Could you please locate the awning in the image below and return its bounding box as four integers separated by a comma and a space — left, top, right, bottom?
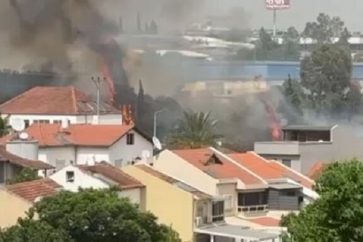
269, 183, 301, 190
195, 224, 281, 241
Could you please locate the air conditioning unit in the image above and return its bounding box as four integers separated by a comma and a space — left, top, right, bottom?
195, 217, 203, 227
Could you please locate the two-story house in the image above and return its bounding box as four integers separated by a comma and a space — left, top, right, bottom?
254, 125, 363, 174
123, 165, 281, 242
0, 86, 122, 126
150, 148, 317, 223
1, 123, 153, 169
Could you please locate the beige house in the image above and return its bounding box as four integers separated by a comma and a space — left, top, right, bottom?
0, 179, 61, 228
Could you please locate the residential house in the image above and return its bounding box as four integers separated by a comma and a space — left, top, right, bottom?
123, 165, 281, 242
50, 162, 145, 207
0, 86, 122, 127
0, 179, 61, 228
151, 148, 317, 222
1, 123, 153, 169
254, 125, 363, 174
0, 142, 53, 184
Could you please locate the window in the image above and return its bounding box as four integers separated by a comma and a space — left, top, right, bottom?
126, 133, 135, 145
53, 120, 62, 124
282, 159, 292, 168
23, 120, 30, 128
66, 171, 75, 183
212, 201, 224, 222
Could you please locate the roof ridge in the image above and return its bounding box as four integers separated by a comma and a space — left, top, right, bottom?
209, 147, 268, 185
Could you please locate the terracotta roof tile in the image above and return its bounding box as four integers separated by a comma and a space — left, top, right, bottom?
6, 179, 61, 202
229, 152, 314, 189
136, 165, 212, 199
2, 123, 135, 147
0, 146, 53, 170
0, 86, 120, 115
172, 148, 265, 186
79, 162, 144, 190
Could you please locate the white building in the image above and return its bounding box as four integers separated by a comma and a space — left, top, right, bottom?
1, 123, 153, 169
0, 86, 122, 126
51, 162, 145, 207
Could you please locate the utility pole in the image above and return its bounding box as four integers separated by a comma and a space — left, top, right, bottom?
273, 9, 277, 39
153, 109, 166, 139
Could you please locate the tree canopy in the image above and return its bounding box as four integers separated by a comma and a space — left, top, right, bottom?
167, 111, 221, 149
7, 168, 41, 185
282, 160, 363, 242
0, 189, 181, 242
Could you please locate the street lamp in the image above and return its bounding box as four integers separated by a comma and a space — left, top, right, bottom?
153, 109, 166, 139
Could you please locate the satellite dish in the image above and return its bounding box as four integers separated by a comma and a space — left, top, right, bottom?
11, 118, 25, 132
19, 132, 29, 140
152, 136, 162, 150
142, 150, 151, 160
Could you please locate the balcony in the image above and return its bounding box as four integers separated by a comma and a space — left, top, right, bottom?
254, 141, 300, 156
238, 204, 269, 217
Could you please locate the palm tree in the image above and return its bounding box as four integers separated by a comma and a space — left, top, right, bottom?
168, 111, 222, 149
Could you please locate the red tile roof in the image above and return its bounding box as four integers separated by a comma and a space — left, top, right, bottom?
247, 217, 280, 227
172, 148, 266, 187
6, 179, 61, 202
78, 162, 144, 190
0, 86, 120, 115
229, 152, 314, 189
307, 161, 327, 180
3, 123, 136, 147
0, 146, 53, 170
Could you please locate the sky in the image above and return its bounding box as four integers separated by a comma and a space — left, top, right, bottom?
214, 0, 363, 32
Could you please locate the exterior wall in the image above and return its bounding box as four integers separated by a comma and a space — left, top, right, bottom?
118, 188, 143, 206
6, 141, 39, 161
50, 165, 109, 192
76, 147, 110, 165
268, 189, 300, 211
4, 114, 122, 126
0, 189, 32, 228
0, 163, 22, 184
216, 183, 237, 216
153, 150, 219, 196
123, 166, 195, 242
298, 143, 334, 174
39, 147, 75, 169
109, 131, 153, 167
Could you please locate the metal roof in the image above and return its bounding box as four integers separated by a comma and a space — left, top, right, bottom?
269, 182, 302, 190
282, 125, 334, 131
195, 224, 280, 241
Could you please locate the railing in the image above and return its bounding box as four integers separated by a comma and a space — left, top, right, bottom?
238, 204, 269, 216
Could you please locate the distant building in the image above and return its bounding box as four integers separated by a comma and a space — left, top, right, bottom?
0, 86, 122, 127
1, 123, 153, 169
51, 162, 145, 207
0, 179, 61, 228
254, 125, 363, 174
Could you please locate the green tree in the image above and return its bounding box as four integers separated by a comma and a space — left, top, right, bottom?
303, 13, 346, 44
168, 111, 221, 149
255, 28, 279, 60
300, 44, 352, 114
283, 75, 305, 114
0, 189, 181, 242
282, 27, 300, 60
7, 168, 41, 185
0, 115, 10, 137
283, 160, 363, 242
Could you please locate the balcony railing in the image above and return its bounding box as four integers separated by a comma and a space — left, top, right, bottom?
238, 204, 269, 216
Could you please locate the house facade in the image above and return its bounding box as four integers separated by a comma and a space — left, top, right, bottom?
123, 165, 281, 242
51, 162, 145, 207
0, 86, 122, 127
151, 148, 317, 222
254, 125, 363, 174
1, 123, 153, 169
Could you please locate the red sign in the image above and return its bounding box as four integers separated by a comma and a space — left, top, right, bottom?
266, 0, 290, 10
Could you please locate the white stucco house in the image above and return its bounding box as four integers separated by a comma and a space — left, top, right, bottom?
1, 123, 153, 169
50, 162, 145, 207
0, 86, 122, 126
